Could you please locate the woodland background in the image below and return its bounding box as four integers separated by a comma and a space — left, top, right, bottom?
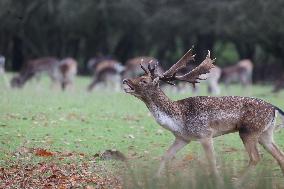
0, 0, 283, 81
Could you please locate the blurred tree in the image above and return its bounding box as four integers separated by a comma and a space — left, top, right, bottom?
0, 0, 283, 79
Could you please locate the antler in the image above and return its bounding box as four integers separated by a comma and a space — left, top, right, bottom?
140, 58, 149, 75
163, 48, 195, 78
160, 50, 215, 85
175, 50, 215, 84
140, 59, 160, 79
138, 48, 215, 86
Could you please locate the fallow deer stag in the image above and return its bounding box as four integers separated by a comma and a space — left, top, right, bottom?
123, 48, 284, 180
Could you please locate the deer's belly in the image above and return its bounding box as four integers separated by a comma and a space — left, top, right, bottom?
209, 117, 240, 137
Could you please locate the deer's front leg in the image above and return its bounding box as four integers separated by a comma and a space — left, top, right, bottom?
200, 137, 218, 175
156, 137, 189, 177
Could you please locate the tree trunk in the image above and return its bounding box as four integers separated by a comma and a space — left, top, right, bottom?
235, 42, 255, 60
195, 34, 215, 63
12, 36, 24, 71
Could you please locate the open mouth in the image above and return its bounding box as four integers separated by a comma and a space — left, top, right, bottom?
122, 79, 135, 93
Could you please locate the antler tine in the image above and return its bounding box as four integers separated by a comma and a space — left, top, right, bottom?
147, 59, 159, 79
206, 50, 216, 62
163, 47, 195, 77
140, 58, 149, 74
207, 50, 210, 58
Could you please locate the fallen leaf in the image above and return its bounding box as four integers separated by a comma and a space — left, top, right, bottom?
34, 149, 54, 157
183, 154, 195, 161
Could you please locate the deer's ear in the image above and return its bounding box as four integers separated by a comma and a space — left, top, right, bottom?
153, 77, 160, 85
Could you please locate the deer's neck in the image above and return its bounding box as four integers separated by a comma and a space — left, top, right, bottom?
141, 88, 174, 112
141, 88, 183, 133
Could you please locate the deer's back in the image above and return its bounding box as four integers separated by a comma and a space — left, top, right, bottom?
25, 57, 59, 72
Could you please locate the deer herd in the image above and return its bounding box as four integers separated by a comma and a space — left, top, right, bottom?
3, 52, 283, 94
1, 48, 284, 182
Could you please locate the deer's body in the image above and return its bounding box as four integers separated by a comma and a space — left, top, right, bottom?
87, 58, 124, 91
222, 59, 253, 89
145, 91, 275, 140
10, 57, 77, 90
123, 49, 284, 181
58, 57, 78, 90
10, 57, 60, 88
206, 66, 221, 95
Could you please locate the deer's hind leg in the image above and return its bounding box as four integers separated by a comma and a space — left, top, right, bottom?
237, 131, 261, 183
259, 126, 284, 175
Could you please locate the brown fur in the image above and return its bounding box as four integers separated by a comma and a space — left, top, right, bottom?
59, 58, 78, 90
10, 57, 60, 88
87, 59, 124, 91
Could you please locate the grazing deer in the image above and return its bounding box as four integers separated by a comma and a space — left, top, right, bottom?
87, 58, 124, 91
11, 57, 60, 88
58, 57, 78, 90
221, 59, 253, 89
272, 74, 284, 93
10, 57, 76, 90
123, 49, 284, 180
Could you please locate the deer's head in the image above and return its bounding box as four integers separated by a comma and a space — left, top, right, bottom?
123, 48, 216, 98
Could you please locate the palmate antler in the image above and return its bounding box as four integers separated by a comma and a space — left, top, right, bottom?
140, 48, 215, 86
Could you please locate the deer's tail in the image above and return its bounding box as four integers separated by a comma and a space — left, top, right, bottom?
274, 106, 284, 129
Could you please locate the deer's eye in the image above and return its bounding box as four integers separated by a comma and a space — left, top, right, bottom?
141, 80, 147, 84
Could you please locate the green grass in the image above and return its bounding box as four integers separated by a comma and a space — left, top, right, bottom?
1, 74, 284, 188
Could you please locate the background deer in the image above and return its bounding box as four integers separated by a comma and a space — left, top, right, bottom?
123, 49, 284, 181
87, 57, 124, 91
0, 55, 5, 74
221, 59, 253, 89
0, 55, 9, 88
58, 57, 78, 90
272, 73, 284, 93
11, 57, 60, 88
10, 57, 77, 90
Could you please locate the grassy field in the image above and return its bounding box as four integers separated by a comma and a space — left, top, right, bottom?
1, 74, 284, 188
